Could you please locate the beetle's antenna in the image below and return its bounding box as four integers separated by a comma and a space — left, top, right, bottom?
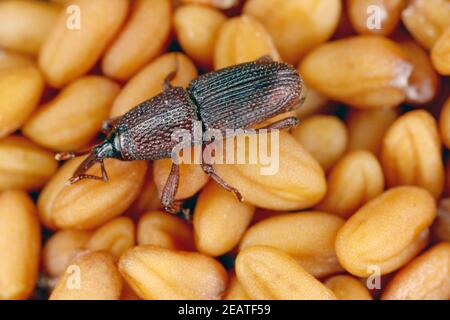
55, 149, 91, 161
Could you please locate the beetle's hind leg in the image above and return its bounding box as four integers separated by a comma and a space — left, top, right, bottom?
257, 116, 299, 131
218, 117, 300, 140
161, 162, 183, 214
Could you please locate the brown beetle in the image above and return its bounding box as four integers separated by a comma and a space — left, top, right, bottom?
56, 56, 305, 213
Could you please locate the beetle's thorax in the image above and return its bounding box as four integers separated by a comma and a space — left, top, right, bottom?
112, 87, 199, 161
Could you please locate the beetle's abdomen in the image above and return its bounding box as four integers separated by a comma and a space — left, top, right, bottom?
117, 87, 198, 161
188, 59, 304, 130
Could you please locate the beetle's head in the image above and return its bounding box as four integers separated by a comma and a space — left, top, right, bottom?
92, 137, 120, 159
55, 134, 122, 184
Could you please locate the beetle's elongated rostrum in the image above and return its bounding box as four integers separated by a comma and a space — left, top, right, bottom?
56, 56, 306, 213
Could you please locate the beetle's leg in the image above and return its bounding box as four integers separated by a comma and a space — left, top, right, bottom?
101, 117, 121, 135
161, 162, 182, 214
255, 116, 299, 131
100, 160, 109, 182
201, 143, 244, 202
67, 153, 105, 184
201, 162, 244, 202
255, 55, 274, 64
163, 56, 180, 91
69, 174, 104, 184
219, 117, 300, 139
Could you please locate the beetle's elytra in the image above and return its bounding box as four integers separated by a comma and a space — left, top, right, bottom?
56, 56, 306, 213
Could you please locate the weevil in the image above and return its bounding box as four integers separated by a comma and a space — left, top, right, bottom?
56, 56, 306, 213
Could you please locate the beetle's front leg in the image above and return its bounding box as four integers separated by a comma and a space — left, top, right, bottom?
161, 162, 182, 214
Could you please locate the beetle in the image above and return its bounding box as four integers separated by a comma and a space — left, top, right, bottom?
56, 56, 306, 213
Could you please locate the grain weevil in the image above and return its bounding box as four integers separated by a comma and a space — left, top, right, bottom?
56, 56, 306, 213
